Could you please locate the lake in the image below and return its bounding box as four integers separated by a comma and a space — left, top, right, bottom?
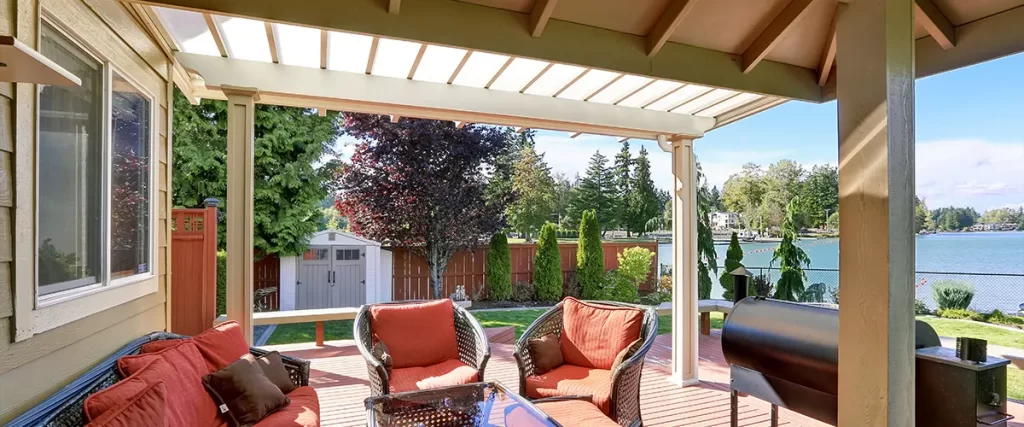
655, 231, 1024, 313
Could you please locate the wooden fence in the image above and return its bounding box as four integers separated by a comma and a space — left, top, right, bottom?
170, 207, 218, 336
391, 241, 659, 301
253, 254, 281, 311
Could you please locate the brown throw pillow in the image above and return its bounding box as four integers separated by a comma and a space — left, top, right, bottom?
611, 338, 642, 372
254, 352, 297, 394
528, 333, 564, 375
203, 354, 290, 427
371, 338, 393, 375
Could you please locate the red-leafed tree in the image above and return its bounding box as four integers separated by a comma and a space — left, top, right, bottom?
336, 114, 513, 299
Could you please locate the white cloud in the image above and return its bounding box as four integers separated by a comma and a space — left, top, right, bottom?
916, 139, 1024, 210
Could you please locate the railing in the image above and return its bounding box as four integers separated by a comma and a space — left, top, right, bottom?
660, 263, 1024, 314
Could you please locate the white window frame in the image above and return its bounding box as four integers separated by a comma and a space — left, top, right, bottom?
14, 13, 160, 340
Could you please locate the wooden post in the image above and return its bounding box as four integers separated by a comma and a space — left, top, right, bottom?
836, 0, 916, 425
224, 86, 259, 346
315, 321, 325, 347
700, 312, 710, 335
667, 137, 699, 386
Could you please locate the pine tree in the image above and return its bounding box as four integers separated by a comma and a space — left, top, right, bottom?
487, 233, 512, 301
696, 161, 718, 299
709, 186, 723, 211
626, 146, 660, 235
507, 144, 555, 240
534, 222, 563, 301
720, 232, 745, 300
613, 141, 633, 235
577, 210, 605, 299
772, 197, 811, 301
568, 151, 616, 233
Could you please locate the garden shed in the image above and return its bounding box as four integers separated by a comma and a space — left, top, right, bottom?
278, 230, 391, 311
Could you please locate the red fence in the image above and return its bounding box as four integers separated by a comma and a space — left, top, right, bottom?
170, 207, 217, 336
391, 241, 659, 301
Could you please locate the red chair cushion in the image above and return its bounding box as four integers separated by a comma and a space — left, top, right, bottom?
559, 297, 644, 370
140, 338, 184, 354
388, 359, 479, 393
534, 399, 619, 427
84, 357, 173, 421
84, 382, 167, 427
140, 322, 251, 372
369, 300, 459, 369
116, 341, 220, 426
254, 386, 321, 427
524, 364, 613, 415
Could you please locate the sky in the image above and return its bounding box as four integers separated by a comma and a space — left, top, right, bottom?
334, 52, 1024, 213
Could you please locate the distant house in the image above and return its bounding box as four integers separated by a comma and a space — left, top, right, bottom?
711, 212, 741, 230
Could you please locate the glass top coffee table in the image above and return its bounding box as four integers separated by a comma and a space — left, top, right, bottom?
364, 381, 560, 427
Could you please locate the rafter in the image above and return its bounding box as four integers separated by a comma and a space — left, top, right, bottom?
521, 63, 553, 93
389, 0, 400, 15
569, 132, 582, 138
529, 0, 558, 38
646, 0, 697, 56
318, 108, 327, 117
365, 37, 379, 74
391, 114, 401, 123
584, 74, 624, 101
485, 56, 515, 89
203, 12, 228, 57
914, 0, 954, 50
448, 50, 472, 84
265, 22, 279, 64
817, 5, 839, 87
618, 137, 630, 143
552, 68, 589, 98
408, 43, 427, 79
613, 79, 656, 105
516, 126, 526, 133
741, 0, 815, 73
320, 30, 328, 69
455, 121, 468, 128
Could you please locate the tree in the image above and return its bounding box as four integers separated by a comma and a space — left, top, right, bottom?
485, 128, 528, 210
772, 197, 811, 301
761, 160, 805, 230
559, 173, 584, 230
722, 163, 766, 230
826, 211, 839, 230
696, 161, 719, 299
709, 186, 724, 211
577, 210, 605, 299
534, 222, 563, 301
320, 207, 348, 231
719, 232, 745, 301
801, 165, 838, 227
171, 89, 341, 256
613, 141, 633, 234
915, 197, 936, 233
626, 147, 661, 235
932, 206, 980, 231
336, 115, 511, 299
507, 144, 555, 240
569, 152, 617, 233
552, 172, 574, 226
487, 233, 512, 301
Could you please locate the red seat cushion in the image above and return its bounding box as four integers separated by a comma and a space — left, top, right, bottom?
85, 382, 167, 427
140, 322, 251, 372
370, 300, 459, 369
116, 341, 220, 426
559, 297, 644, 370
524, 364, 612, 415
84, 358, 174, 422
254, 386, 320, 427
534, 399, 619, 427
389, 359, 479, 393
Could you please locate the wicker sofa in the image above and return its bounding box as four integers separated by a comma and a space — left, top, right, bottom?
513, 298, 658, 427
6, 331, 310, 427
354, 299, 490, 396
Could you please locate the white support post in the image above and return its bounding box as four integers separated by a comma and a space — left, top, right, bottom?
666, 136, 699, 386
836, 1, 916, 426
224, 86, 259, 345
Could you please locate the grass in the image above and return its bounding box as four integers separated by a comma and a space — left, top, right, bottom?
918, 317, 1024, 350
1009, 367, 1024, 402
265, 320, 354, 345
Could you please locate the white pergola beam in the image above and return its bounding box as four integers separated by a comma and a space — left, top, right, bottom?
529, 0, 558, 38
646, 0, 696, 56
180, 52, 715, 139
131, 0, 824, 102
203, 12, 228, 57
742, 0, 815, 74
668, 137, 699, 387
223, 86, 259, 345
914, 0, 954, 50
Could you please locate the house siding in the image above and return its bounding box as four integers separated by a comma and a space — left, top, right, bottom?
0, 0, 173, 421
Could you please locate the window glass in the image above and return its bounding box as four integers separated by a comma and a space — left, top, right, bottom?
38, 22, 104, 294
303, 249, 328, 260
110, 72, 151, 279
336, 249, 360, 261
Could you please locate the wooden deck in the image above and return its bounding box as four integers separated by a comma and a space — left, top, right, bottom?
262, 332, 1024, 427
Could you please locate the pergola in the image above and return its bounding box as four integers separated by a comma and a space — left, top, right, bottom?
123, 0, 1024, 424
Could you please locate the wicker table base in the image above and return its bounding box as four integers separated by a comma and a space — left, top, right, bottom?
364, 381, 559, 427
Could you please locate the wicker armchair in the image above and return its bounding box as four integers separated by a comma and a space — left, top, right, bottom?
6, 331, 310, 427
513, 300, 658, 427
354, 300, 490, 396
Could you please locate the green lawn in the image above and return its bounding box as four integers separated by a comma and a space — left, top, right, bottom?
918, 317, 1024, 350
1009, 367, 1024, 402
265, 320, 355, 345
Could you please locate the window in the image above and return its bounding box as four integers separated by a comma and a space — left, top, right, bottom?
303, 249, 328, 260
336, 249, 361, 261
38, 22, 105, 295
110, 72, 151, 280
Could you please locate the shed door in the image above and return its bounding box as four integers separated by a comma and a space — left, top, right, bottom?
296, 248, 331, 310
296, 246, 366, 309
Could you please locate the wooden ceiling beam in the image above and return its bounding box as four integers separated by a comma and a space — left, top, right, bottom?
448, 50, 472, 84
389, 0, 400, 15
203, 12, 228, 57
408, 43, 427, 79
365, 37, 379, 74
741, 0, 815, 74
817, 5, 839, 87
485, 56, 515, 89
914, 0, 954, 50
529, 0, 558, 38
646, 0, 697, 56
265, 22, 279, 64
320, 29, 328, 69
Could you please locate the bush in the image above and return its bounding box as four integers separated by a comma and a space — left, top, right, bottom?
598, 270, 639, 303
914, 299, 930, 315
486, 233, 512, 301
577, 210, 604, 299
938, 308, 983, 321
511, 281, 536, 302
799, 283, 826, 303
719, 232, 744, 300
216, 251, 227, 316
752, 274, 773, 298
932, 281, 975, 310
987, 310, 1024, 327
616, 247, 654, 287
533, 223, 563, 302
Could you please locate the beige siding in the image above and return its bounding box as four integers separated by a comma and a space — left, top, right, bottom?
0, 0, 173, 421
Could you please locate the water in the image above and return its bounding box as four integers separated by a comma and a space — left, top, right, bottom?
656, 232, 1024, 312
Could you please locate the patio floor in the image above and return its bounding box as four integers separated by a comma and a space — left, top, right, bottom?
262, 331, 1024, 427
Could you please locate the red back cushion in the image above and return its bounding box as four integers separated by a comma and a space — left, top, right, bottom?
370, 300, 459, 368
558, 297, 644, 370
85, 382, 166, 427
84, 357, 171, 421
140, 339, 184, 354
116, 341, 219, 426
192, 321, 252, 371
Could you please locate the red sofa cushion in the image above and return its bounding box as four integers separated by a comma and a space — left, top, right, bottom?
524, 364, 613, 415
140, 322, 251, 372
116, 340, 219, 426
388, 359, 478, 393
534, 399, 619, 427
369, 300, 458, 368
85, 382, 167, 427
559, 297, 643, 370
84, 357, 173, 421
255, 386, 321, 427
